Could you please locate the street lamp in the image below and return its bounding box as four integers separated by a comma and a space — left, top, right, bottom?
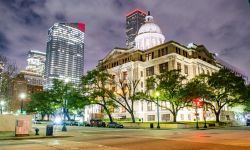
0, 100, 5, 114
19, 93, 26, 114
203, 106, 207, 128
62, 78, 70, 132
156, 91, 160, 129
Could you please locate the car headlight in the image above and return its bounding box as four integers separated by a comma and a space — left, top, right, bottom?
54, 117, 62, 124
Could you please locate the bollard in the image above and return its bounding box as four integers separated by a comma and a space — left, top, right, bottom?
35, 128, 39, 135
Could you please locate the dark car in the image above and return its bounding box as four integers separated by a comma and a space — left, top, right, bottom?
90, 119, 106, 127
246, 119, 250, 126
107, 122, 124, 128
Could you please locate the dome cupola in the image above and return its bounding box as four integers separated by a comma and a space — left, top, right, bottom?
135, 11, 165, 50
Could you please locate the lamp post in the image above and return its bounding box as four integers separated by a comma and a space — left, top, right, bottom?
62, 78, 69, 132
19, 93, 26, 114
0, 100, 5, 114
203, 105, 207, 128
195, 102, 199, 129
156, 91, 160, 129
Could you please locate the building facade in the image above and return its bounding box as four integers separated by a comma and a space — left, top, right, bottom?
20, 50, 46, 87
84, 12, 237, 122
45, 23, 85, 89
26, 50, 46, 76
126, 9, 146, 48
10, 50, 46, 113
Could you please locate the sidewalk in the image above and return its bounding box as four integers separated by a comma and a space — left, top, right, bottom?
0, 127, 73, 140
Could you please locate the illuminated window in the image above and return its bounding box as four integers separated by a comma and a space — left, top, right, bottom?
146, 66, 154, 76
162, 114, 170, 121
147, 115, 155, 121
177, 63, 181, 70
161, 101, 167, 110
159, 62, 168, 73
147, 102, 154, 111
184, 65, 188, 75
123, 71, 128, 80
180, 114, 184, 120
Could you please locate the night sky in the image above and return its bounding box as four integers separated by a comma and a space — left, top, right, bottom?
0, 0, 249, 78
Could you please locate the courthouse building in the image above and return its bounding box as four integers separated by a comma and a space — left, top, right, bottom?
84, 11, 243, 122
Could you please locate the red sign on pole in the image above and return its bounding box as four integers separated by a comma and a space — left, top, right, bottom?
193, 97, 204, 107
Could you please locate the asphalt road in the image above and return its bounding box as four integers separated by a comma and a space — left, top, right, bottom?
1, 125, 250, 150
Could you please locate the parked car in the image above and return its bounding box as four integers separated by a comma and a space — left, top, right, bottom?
107, 122, 124, 128
246, 119, 250, 126
90, 119, 106, 127
32, 119, 42, 124
82, 121, 91, 127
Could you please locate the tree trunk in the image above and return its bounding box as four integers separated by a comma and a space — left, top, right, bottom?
66, 110, 71, 120
41, 114, 45, 121
215, 112, 220, 123
130, 111, 136, 123
103, 106, 113, 123
47, 114, 50, 121
173, 113, 177, 122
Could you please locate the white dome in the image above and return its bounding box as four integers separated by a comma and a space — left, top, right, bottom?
135, 14, 165, 51
138, 23, 162, 35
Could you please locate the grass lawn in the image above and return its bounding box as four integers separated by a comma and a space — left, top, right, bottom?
0, 131, 15, 137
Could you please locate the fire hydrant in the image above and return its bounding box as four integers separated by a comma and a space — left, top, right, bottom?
35, 128, 39, 135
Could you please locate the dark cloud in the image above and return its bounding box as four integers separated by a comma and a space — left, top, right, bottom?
0, 32, 9, 52
55, 13, 67, 21
0, 0, 249, 78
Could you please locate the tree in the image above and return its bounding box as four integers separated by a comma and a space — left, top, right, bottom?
188, 69, 247, 123
146, 70, 192, 122
0, 55, 17, 111
111, 75, 140, 123
243, 84, 250, 113
26, 91, 56, 120
206, 69, 247, 123
27, 79, 88, 120
81, 68, 117, 123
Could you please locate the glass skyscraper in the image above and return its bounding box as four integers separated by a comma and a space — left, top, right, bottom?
126, 9, 146, 48
45, 23, 85, 89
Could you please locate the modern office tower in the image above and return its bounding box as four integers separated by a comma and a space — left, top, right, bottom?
45, 23, 85, 89
126, 9, 146, 48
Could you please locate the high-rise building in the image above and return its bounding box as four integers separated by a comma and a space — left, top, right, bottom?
11, 50, 46, 113
26, 50, 46, 75
20, 50, 46, 87
126, 9, 146, 48
45, 23, 85, 89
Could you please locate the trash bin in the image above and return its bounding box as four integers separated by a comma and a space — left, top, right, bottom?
46, 125, 53, 136
150, 123, 154, 128
35, 128, 39, 135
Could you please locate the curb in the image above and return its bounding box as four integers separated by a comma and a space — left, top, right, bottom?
0, 135, 73, 141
